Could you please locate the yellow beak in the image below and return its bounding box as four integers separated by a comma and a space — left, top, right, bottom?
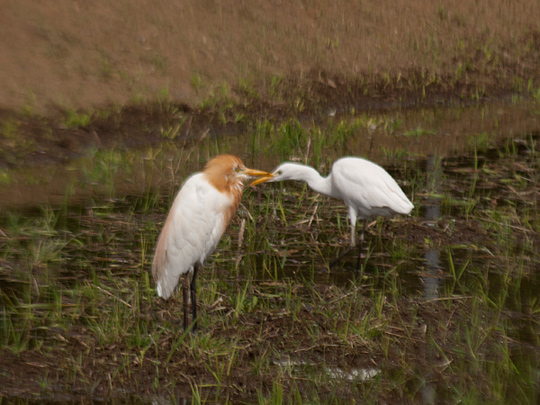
249, 174, 274, 187
241, 168, 273, 178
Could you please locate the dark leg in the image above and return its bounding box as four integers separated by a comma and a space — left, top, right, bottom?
190, 263, 200, 333
356, 220, 366, 270
330, 215, 357, 268
182, 275, 189, 331
330, 246, 353, 268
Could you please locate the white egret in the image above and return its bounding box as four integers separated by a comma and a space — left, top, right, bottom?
152, 154, 270, 332
251, 157, 414, 267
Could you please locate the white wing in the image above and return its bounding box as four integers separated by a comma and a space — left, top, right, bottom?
332, 158, 413, 218
153, 173, 234, 299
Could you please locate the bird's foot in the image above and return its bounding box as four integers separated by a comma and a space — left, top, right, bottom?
329, 247, 353, 268
183, 322, 197, 335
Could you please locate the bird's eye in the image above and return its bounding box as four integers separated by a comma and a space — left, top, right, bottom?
276, 170, 283, 175
234, 166, 240, 173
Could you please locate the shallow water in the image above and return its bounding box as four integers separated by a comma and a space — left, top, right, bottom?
0, 101, 538, 209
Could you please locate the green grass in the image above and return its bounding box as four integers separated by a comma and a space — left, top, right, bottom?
63, 109, 92, 128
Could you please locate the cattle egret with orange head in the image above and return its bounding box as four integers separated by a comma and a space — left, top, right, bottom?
251, 157, 413, 267
152, 154, 271, 332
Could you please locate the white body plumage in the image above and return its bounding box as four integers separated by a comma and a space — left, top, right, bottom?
153, 173, 234, 299
330, 158, 413, 236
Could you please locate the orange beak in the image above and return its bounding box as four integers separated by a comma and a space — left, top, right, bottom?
241, 168, 273, 181
249, 173, 274, 187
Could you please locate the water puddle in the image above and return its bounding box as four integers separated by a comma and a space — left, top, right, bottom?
273, 357, 380, 383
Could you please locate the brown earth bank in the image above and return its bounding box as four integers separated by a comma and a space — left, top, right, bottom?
1, 0, 540, 170
2, 0, 540, 114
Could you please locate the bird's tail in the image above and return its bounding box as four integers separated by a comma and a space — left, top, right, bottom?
156, 281, 164, 298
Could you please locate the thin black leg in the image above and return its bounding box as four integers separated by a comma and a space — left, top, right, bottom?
182, 275, 189, 331
330, 246, 353, 268
190, 263, 199, 333
356, 220, 366, 270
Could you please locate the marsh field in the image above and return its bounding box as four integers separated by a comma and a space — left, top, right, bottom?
1, 1, 540, 404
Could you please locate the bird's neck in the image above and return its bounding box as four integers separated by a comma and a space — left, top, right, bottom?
294, 166, 335, 198
203, 171, 242, 229
203, 171, 243, 204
